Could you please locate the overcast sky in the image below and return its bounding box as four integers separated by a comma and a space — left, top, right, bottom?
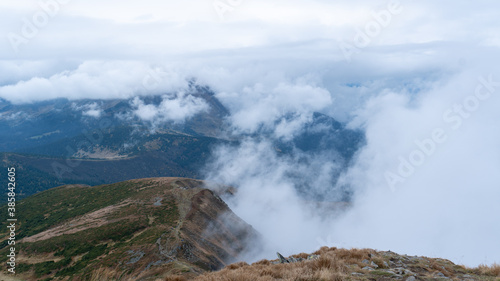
2, 0, 500, 267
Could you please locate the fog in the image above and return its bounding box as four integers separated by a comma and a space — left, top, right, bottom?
202, 61, 500, 266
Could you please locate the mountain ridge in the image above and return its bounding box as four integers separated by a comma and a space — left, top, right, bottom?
0, 177, 259, 280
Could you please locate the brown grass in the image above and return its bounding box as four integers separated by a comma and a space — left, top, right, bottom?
89, 266, 127, 281
74, 247, 500, 281
164, 276, 188, 281
193, 247, 370, 281
470, 263, 500, 277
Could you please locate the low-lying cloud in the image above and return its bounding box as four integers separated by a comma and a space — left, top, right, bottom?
204, 62, 500, 267
131, 93, 209, 124
204, 139, 344, 260
217, 82, 332, 139
71, 102, 102, 118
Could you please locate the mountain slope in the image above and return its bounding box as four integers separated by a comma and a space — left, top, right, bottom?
0, 84, 365, 200
195, 247, 500, 281
0, 84, 228, 153
0, 132, 222, 198
0, 178, 259, 280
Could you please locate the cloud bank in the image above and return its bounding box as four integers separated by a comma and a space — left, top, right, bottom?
203, 61, 500, 267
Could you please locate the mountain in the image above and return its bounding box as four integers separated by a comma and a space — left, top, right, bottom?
0, 84, 365, 199
0, 84, 230, 199
0, 132, 223, 198
0, 84, 228, 154
1, 177, 498, 280
0, 177, 259, 280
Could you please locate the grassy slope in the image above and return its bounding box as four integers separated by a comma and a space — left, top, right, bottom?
0, 178, 256, 281
193, 247, 500, 281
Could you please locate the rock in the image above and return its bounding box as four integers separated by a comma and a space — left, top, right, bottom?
126, 250, 145, 264
362, 266, 375, 271
307, 255, 320, 260
362, 259, 370, 264
383, 261, 389, 268
370, 261, 379, 268
275, 253, 313, 264
406, 276, 416, 281
277, 252, 289, 264
434, 272, 449, 279
394, 268, 405, 275
351, 272, 364, 276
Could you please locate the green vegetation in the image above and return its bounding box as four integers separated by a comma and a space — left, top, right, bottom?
0, 128, 223, 199
0, 178, 188, 279
0, 181, 140, 239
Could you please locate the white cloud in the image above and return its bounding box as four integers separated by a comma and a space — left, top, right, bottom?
72, 102, 102, 118
218, 82, 332, 137
0, 61, 189, 104
327, 67, 500, 266
204, 139, 344, 260
131, 93, 209, 124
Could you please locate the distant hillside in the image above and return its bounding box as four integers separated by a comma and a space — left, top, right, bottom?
0, 83, 228, 153
0, 131, 222, 198
0, 178, 259, 280
0, 83, 365, 200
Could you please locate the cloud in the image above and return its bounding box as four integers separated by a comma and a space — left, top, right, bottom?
130, 93, 209, 124
327, 66, 500, 266
217, 82, 332, 138
71, 102, 102, 118
0, 61, 189, 104
200, 60, 500, 268
203, 139, 344, 260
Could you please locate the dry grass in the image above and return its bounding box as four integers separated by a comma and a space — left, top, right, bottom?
193, 247, 367, 281
68, 247, 500, 281
470, 263, 500, 277
89, 266, 127, 281
164, 276, 188, 281
193, 247, 500, 281
42, 246, 500, 281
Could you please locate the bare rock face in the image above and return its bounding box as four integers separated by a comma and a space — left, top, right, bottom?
161, 187, 260, 271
